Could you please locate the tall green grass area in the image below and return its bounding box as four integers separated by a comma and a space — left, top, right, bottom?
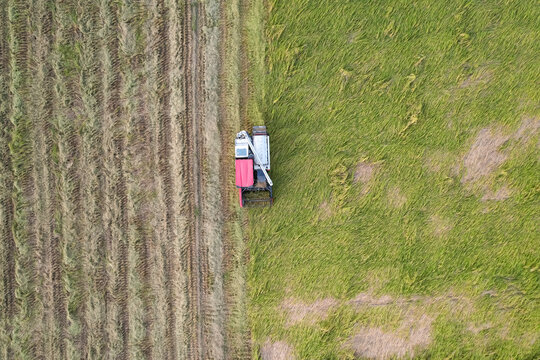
248, 0, 540, 358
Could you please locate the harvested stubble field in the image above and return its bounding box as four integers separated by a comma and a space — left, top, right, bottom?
0, 0, 247, 358
248, 0, 540, 359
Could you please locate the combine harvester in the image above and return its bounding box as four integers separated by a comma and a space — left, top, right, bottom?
235, 126, 273, 207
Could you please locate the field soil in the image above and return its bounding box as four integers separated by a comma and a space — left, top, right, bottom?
0, 0, 237, 359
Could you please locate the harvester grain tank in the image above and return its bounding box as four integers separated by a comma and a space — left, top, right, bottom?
234, 126, 273, 207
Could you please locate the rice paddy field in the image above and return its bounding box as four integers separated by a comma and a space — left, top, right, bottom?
1, 0, 539, 359
247, 0, 540, 358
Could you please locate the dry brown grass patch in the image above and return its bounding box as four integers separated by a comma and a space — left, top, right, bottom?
319, 200, 333, 220
281, 297, 338, 326
353, 161, 381, 195
343, 313, 433, 359
467, 322, 493, 334
462, 127, 509, 184
461, 118, 539, 184
353, 161, 379, 185
348, 292, 394, 307
424, 150, 454, 174
348, 291, 474, 315
387, 186, 406, 209
459, 69, 493, 89
430, 214, 453, 237
481, 185, 512, 201
260, 340, 296, 360
513, 116, 540, 144
459, 119, 539, 200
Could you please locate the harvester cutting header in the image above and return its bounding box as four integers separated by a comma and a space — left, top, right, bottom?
235, 126, 273, 207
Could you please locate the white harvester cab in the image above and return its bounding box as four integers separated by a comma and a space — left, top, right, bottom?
234, 126, 273, 207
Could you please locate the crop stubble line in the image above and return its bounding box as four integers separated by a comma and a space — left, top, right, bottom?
155, 0, 182, 358
140, 0, 171, 358
28, 0, 56, 357
0, 1, 15, 358
123, 0, 173, 359
98, 0, 123, 357
219, 0, 247, 357
7, 1, 44, 357
163, 0, 192, 357
201, 0, 226, 357
75, 0, 105, 356
115, 0, 145, 358
51, 1, 85, 357
27, 6, 45, 358
58, 1, 104, 357
183, 0, 209, 358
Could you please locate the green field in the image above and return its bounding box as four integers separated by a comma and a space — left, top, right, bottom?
247, 0, 540, 358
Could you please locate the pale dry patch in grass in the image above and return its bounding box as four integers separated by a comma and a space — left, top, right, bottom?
343, 313, 433, 359
429, 214, 453, 237
348, 291, 475, 318
459, 69, 494, 89
353, 161, 381, 196
387, 186, 406, 209
461, 118, 539, 185
348, 292, 394, 307
481, 185, 512, 201
462, 127, 509, 184
319, 200, 334, 220
459, 119, 539, 201
428, 293, 475, 317
260, 340, 296, 360
281, 297, 339, 326
467, 322, 493, 334
513, 116, 540, 144
354, 161, 379, 185
425, 150, 453, 174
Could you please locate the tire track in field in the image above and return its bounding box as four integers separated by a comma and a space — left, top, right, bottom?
184, 0, 208, 358
159, 0, 189, 358
156, 0, 188, 358
201, 0, 226, 357
156, 1, 177, 357
0, 3, 15, 358
220, 1, 252, 357
238, 0, 251, 131
115, 2, 138, 358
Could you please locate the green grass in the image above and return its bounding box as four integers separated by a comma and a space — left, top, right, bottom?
247, 0, 540, 358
